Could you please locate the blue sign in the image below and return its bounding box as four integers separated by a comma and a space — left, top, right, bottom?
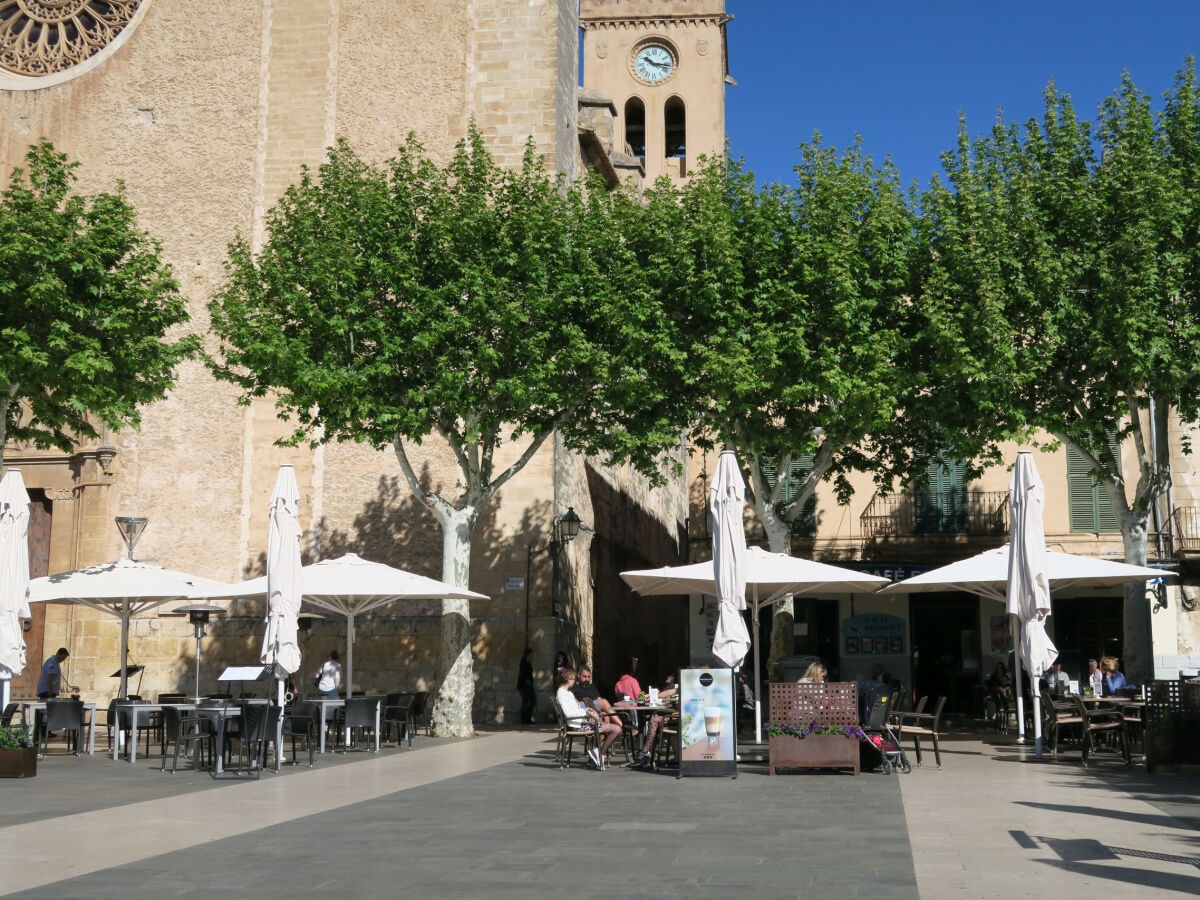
843, 613, 906, 656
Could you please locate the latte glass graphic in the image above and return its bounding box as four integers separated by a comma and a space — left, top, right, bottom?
704, 707, 722, 745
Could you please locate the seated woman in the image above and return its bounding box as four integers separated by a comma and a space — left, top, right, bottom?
555, 668, 621, 768
1100, 656, 1129, 696
798, 662, 826, 684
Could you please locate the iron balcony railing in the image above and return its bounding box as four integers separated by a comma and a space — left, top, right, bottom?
1172, 506, 1200, 552
860, 490, 1010, 541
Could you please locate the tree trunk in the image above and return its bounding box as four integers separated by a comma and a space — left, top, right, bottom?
1119, 518, 1154, 685
758, 500, 794, 682
431, 505, 477, 738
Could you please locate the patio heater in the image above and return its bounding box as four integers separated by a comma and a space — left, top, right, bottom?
169, 602, 224, 702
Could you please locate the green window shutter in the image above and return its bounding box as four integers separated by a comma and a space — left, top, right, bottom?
915, 458, 967, 533
1066, 442, 1121, 533
761, 455, 817, 538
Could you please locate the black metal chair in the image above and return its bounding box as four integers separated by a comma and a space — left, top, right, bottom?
115, 701, 157, 759
382, 693, 416, 748
38, 699, 85, 757
281, 701, 320, 767
1041, 689, 1082, 756
1, 702, 22, 727
336, 697, 379, 752
1072, 695, 1130, 767
160, 706, 212, 774
225, 702, 271, 777
410, 691, 432, 736
552, 698, 598, 770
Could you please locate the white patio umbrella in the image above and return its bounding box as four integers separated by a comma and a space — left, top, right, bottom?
621, 547, 891, 740
262, 466, 303, 709
29, 558, 233, 698
709, 450, 750, 669
878, 542, 1166, 740
1006, 451, 1055, 756
222, 553, 487, 699
0, 469, 32, 710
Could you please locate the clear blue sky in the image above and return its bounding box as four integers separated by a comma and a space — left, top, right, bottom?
725, 1, 1198, 187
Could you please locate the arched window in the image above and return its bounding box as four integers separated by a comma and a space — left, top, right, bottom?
624, 97, 646, 159
665, 96, 686, 174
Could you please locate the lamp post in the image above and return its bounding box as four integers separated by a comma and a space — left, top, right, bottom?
524, 507, 585, 646
167, 602, 224, 702
114, 516, 149, 560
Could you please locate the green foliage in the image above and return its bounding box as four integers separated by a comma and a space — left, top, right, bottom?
0, 139, 198, 456
0, 725, 34, 750
209, 127, 687, 511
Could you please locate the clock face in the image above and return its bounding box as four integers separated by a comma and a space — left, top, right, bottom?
634, 44, 676, 83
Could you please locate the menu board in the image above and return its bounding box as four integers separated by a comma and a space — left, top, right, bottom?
678, 667, 737, 778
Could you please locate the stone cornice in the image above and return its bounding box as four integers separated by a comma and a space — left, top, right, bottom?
582, 16, 730, 31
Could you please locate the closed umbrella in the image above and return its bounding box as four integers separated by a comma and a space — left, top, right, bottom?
710, 450, 750, 670
0, 469, 32, 710
263, 465, 303, 710
1007, 451, 1055, 757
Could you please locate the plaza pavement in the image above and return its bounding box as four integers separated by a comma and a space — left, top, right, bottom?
0, 725, 1197, 899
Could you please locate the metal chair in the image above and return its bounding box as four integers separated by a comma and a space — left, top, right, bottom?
281, 701, 320, 767
225, 702, 270, 777
160, 706, 212, 774
898, 696, 946, 769
552, 698, 598, 770
1071, 695, 1129, 767
336, 697, 379, 752
115, 701, 157, 759
38, 699, 85, 757
410, 691, 432, 736
1, 702, 22, 727
1040, 689, 1082, 756
382, 693, 416, 748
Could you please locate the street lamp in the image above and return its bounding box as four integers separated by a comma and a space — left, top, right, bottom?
115, 516, 149, 560
525, 507, 587, 644
166, 602, 224, 701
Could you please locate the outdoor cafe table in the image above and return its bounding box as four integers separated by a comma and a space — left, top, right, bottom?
21, 700, 97, 755
612, 703, 679, 761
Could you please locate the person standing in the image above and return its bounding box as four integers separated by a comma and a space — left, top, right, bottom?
37, 647, 69, 699
1086, 658, 1104, 695
517, 647, 536, 725
315, 650, 342, 698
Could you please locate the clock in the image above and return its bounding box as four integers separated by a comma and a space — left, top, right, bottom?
633, 43, 676, 84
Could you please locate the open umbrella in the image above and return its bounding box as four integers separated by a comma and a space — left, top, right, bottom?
1006, 451, 1055, 756
710, 450, 749, 669
29, 558, 233, 698
878, 541, 1166, 743
621, 547, 891, 740
262, 466, 303, 703
221, 553, 487, 698
0, 469, 32, 710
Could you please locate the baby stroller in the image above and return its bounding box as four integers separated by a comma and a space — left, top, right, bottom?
862, 694, 911, 774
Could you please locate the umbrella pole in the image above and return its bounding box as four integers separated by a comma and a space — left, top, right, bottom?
120, 601, 130, 699
753, 588, 762, 744
1012, 615, 1026, 742
344, 613, 355, 745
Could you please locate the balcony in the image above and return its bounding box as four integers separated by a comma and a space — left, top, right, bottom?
860, 491, 1009, 553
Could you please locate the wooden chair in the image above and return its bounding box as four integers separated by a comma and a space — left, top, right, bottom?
1071, 695, 1130, 766
898, 696, 946, 769
552, 698, 598, 770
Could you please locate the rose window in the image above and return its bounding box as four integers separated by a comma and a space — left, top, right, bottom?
0, 1, 142, 76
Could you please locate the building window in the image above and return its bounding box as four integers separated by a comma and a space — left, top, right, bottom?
0, 1, 142, 77
624, 97, 645, 158
1067, 442, 1121, 533
761, 456, 817, 538
914, 458, 968, 534
664, 96, 686, 175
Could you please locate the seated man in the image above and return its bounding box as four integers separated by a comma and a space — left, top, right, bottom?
571, 666, 622, 727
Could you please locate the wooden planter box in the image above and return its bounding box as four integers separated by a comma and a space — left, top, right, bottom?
0, 748, 38, 778
769, 734, 860, 776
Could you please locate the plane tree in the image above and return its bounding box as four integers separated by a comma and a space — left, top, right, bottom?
916, 59, 1200, 680
0, 139, 196, 476
207, 129, 691, 736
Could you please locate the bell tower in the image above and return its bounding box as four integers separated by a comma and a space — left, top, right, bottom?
580, 0, 730, 184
